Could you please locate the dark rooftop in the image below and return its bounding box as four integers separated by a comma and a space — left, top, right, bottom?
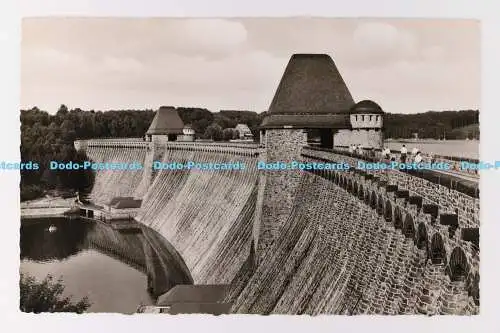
108, 196, 142, 209
350, 100, 384, 115
268, 54, 355, 115
261, 54, 355, 129
146, 106, 184, 135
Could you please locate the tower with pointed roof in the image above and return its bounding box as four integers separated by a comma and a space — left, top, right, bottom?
145, 106, 185, 143
259, 53, 358, 149
254, 54, 384, 262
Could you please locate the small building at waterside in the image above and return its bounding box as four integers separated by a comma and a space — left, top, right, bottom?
77, 196, 142, 222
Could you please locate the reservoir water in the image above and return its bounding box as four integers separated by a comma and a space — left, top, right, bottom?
20, 218, 193, 313
386, 139, 479, 159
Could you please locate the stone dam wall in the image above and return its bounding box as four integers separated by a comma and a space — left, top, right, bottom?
78, 140, 260, 285
84, 143, 149, 204
227, 146, 479, 314
76, 139, 479, 314
136, 146, 259, 284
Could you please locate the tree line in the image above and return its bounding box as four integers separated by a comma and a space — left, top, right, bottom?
383, 110, 479, 140
20, 105, 478, 201
19, 105, 267, 200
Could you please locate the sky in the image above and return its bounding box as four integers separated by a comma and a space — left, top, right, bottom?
20, 18, 480, 114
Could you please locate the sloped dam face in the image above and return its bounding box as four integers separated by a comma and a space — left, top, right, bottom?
230, 173, 431, 314
226, 170, 479, 315
86, 144, 258, 285
82, 142, 479, 315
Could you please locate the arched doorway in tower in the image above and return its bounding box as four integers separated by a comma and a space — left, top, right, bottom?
305, 128, 334, 149
430, 233, 447, 264
448, 247, 469, 282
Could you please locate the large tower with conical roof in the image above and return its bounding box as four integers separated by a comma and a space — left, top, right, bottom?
254, 54, 384, 262
260, 53, 355, 148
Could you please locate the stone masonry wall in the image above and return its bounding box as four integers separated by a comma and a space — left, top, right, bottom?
255, 129, 307, 263
299, 147, 480, 313
333, 129, 383, 149
229, 165, 479, 314
302, 147, 479, 229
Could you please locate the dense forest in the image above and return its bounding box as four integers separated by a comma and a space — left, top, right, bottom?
20, 105, 156, 201
384, 110, 479, 140
20, 105, 478, 201
19, 105, 267, 200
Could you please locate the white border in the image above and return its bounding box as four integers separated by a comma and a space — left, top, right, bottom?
1, 1, 499, 332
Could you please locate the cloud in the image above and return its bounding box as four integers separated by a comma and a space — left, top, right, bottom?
344, 58, 479, 113
20, 18, 480, 114
21, 38, 286, 112
22, 18, 248, 61
178, 19, 248, 54
350, 22, 418, 67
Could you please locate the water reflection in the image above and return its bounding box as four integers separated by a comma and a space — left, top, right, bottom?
20, 218, 193, 313
21, 218, 89, 261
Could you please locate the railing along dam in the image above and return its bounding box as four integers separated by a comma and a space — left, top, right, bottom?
226, 146, 479, 315
76, 139, 261, 285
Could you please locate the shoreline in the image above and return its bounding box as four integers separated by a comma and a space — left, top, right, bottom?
21, 196, 76, 219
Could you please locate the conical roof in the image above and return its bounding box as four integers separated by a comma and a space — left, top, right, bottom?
262, 54, 355, 129
146, 106, 184, 135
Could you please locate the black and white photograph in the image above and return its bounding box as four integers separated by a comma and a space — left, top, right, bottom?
17, 16, 481, 316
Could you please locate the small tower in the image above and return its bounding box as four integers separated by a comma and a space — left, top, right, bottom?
145, 106, 184, 143
348, 100, 384, 149
180, 124, 195, 142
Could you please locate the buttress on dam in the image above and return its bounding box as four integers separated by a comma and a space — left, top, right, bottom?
74, 54, 480, 315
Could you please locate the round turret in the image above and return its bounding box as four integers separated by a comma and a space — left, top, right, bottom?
183, 124, 195, 136
180, 124, 195, 141
349, 100, 384, 129
346, 100, 384, 149
350, 100, 384, 115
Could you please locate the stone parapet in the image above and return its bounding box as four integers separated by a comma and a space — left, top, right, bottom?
74, 139, 261, 156
301, 146, 479, 229
299, 147, 479, 313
